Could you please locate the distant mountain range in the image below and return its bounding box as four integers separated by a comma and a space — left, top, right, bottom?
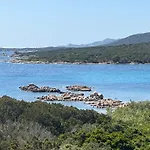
66, 38, 117, 47
0, 39, 117, 51
66, 32, 150, 47
1, 32, 150, 51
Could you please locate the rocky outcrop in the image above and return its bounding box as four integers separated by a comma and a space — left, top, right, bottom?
19, 84, 39, 92
19, 84, 62, 93
37, 91, 127, 108
85, 99, 127, 108
60, 92, 84, 101
37, 92, 85, 101
85, 92, 104, 101
37, 95, 58, 101
66, 85, 91, 91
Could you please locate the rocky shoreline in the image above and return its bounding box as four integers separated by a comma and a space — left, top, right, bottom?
37, 92, 127, 108
19, 84, 63, 93
10, 55, 140, 65
10, 57, 115, 65
10, 58, 143, 65
19, 84, 128, 108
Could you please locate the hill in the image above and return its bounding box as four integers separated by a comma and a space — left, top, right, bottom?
16, 42, 150, 64
0, 38, 116, 52
2, 32, 150, 52
0, 96, 150, 149
109, 32, 150, 46
66, 38, 117, 47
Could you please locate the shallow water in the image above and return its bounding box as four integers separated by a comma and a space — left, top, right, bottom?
0, 50, 150, 112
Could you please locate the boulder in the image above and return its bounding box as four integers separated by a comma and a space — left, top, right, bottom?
19, 84, 40, 92
60, 92, 85, 101
37, 94, 58, 101
89, 92, 104, 100
85, 92, 103, 101
66, 85, 91, 91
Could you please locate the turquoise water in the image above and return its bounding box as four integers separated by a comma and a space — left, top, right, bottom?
0, 50, 150, 112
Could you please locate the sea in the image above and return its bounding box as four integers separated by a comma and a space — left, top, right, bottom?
0, 50, 150, 112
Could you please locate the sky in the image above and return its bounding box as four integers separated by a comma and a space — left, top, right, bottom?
0, 0, 150, 47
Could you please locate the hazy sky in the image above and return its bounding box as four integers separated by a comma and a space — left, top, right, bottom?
0, 0, 150, 47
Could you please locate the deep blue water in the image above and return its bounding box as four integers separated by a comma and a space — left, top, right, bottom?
0, 50, 150, 112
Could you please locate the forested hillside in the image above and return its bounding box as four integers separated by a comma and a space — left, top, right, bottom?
18, 42, 150, 64
109, 32, 150, 46
0, 96, 150, 150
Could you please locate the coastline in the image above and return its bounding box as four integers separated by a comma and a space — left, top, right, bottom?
10, 57, 148, 65
1, 57, 150, 111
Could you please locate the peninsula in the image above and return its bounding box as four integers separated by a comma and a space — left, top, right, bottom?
11, 42, 150, 64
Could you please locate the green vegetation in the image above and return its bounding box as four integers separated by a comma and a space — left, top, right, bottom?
109, 32, 150, 46
0, 96, 150, 149
19, 42, 150, 64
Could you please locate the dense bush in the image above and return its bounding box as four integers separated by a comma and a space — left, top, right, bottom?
0, 96, 150, 149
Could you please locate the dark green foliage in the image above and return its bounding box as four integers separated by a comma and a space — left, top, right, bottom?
109, 32, 150, 46
0, 96, 150, 149
20, 42, 150, 64
0, 96, 102, 135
